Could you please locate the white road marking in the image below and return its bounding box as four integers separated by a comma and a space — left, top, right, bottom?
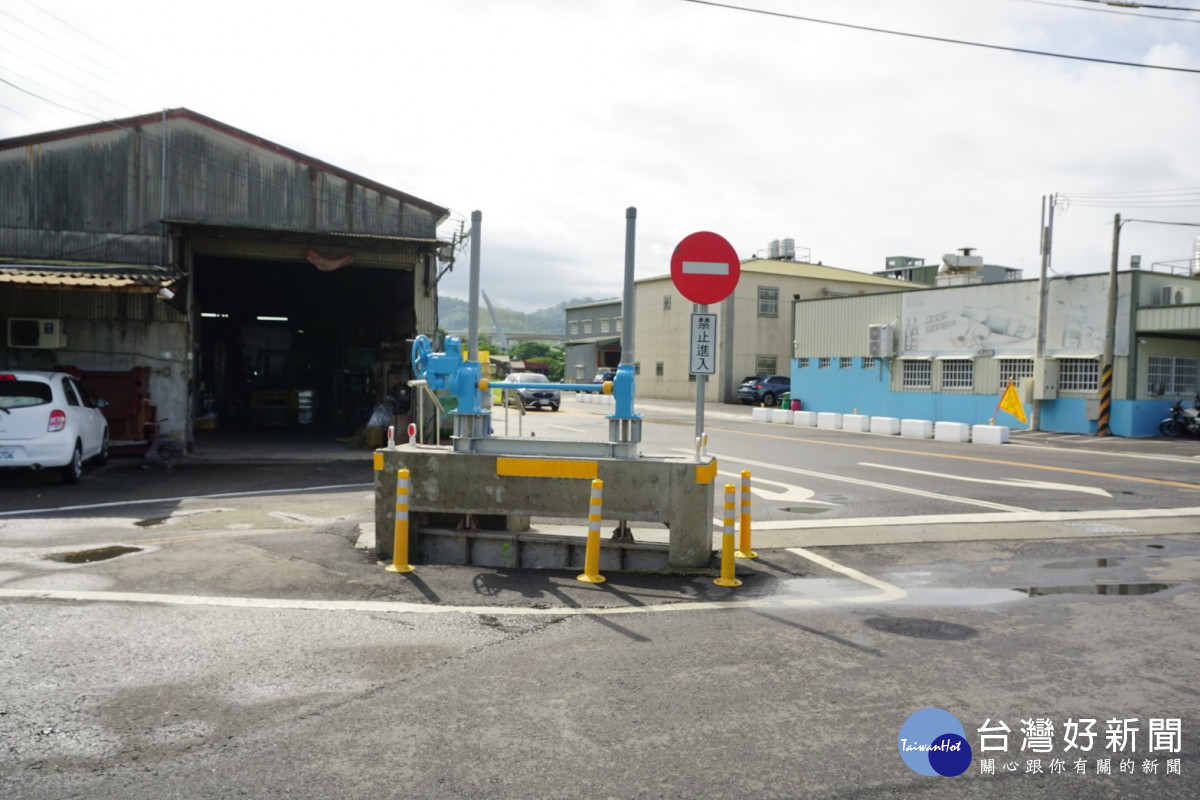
0, 483, 373, 518
716, 470, 837, 506
785, 546, 907, 602
712, 453, 1032, 513
859, 462, 1113, 498
745, 505, 1200, 530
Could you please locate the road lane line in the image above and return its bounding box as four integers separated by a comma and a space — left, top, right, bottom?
859, 462, 1113, 498
0, 483, 373, 518
784, 546, 907, 601
710, 425, 1200, 491
712, 453, 1033, 513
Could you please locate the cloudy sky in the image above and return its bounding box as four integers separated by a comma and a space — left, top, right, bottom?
3, 0, 1198, 310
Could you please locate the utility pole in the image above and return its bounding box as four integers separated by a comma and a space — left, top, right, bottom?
1032, 194, 1054, 432
1098, 213, 1120, 436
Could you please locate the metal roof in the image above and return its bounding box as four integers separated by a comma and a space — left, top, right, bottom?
0, 263, 171, 292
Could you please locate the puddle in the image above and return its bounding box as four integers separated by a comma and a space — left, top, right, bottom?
1017, 583, 1177, 597
47, 545, 143, 564
1043, 557, 1126, 569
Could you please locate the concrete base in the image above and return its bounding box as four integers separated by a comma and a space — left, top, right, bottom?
794, 411, 818, 427
817, 412, 843, 430
843, 414, 870, 432
971, 424, 1011, 444
870, 416, 900, 435
751, 407, 770, 422
934, 421, 971, 443
901, 419, 933, 438
375, 445, 716, 570
770, 408, 793, 424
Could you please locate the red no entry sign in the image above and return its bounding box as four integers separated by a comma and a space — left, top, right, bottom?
670, 231, 740, 305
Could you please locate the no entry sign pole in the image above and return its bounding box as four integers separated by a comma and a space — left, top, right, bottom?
670, 232, 740, 444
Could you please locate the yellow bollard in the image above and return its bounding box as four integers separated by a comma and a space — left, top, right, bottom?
577, 478, 606, 583
714, 483, 742, 587
735, 469, 757, 559
386, 468, 415, 573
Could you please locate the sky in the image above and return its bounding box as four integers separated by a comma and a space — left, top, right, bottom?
2, 0, 1199, 311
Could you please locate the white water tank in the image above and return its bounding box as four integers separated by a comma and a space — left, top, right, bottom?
769, 239, 780, 259
782, 238, 796, 260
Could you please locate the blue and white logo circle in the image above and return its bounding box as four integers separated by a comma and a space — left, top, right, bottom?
898, 707, 973, 777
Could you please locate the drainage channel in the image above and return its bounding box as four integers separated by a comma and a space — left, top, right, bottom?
46, 546, 143, 564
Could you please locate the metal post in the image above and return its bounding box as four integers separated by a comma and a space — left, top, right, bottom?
695, 304, 707, 441
1099, 213, 1120, 436
468, 210, 482, 362
621, 207, 636, 367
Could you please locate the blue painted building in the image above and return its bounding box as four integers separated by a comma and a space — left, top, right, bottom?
790, 269, 1200, 437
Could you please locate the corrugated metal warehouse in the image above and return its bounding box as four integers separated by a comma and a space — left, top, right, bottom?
0, 108, 449, 451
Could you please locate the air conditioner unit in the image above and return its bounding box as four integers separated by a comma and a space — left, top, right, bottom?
867, 323, 893, 357
1161, 285, 1191, 305
7, 318, 67, 349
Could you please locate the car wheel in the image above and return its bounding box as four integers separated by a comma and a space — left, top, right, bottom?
762, 392, 776, 407
550, 404, 559, 412
93, 429, 109, 466
61, 442, 83, 484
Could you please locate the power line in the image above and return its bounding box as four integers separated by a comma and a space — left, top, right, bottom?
1063, 0, 1200, 13
680, 0, 1200, 74
1013, 0, 1200, 22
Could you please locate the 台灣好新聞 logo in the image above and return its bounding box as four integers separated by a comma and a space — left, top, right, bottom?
898, 708, 973, 777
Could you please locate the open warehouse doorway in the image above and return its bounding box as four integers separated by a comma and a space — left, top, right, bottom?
192, 254, 419, 439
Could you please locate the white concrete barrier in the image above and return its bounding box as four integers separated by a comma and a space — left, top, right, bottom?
794, 410, 818, 427
971, 424, 1011, 445
934, 421, 971, 443
842, 414, 871, 432
752, 407, 771, 422
870, 416, 901, 435
770, 408, 793, 424
817, 412, 843, 430
901, 418, 933, 439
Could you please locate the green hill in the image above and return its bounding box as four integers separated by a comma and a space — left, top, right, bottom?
437, 296, 614, 337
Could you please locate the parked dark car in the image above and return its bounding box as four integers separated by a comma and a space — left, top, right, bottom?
737, 374, 790, 407
506, 372, 560, 411
592, 370, 615, 384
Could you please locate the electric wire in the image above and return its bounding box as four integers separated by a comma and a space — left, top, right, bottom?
1013, 0, 1200, 22
1062, 0, 1200, 13
680, 0, 1200, 73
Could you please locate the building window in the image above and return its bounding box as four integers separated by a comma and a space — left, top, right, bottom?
1148, 356, 1198, 396
902, 360, 932, 388
818, 357, 831, 369
1059, 358, 1100, 392
583, 319, 593, 335
569, 321, 579, 336
575, 365, 585, 381
634, 362, 640, 375
756, 355, 777, 375
758, 286, 779, 317
655, 361, 664, 376
862, 357, 876, 369
616, 317, 622, 332
797, 357, 809, 369
600, 318, 610, 333
840, 357, 854, 369
998, 358, 1034, 391
940, 358, 974, 390
663, 295, 672, 310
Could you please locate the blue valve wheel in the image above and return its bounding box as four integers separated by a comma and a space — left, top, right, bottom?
411, 334, 432, 379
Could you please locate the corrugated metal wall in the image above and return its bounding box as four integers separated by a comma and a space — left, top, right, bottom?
0, 116, 442, 266
792, 293, 903, 358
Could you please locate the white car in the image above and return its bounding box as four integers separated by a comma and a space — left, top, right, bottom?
0, 370, 109, 484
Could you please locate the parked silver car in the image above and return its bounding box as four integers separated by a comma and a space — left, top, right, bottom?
506, 372, 560, 411
0, 370, 109, 483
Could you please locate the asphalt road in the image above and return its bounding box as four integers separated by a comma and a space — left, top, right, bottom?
1, 398, 1198, 798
